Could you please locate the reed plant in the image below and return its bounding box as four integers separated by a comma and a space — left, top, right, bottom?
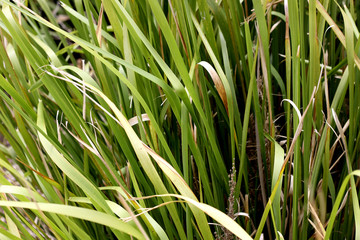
0, 0, 359, 239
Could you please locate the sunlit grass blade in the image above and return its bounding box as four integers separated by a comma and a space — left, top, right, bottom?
0, 200, 145, 240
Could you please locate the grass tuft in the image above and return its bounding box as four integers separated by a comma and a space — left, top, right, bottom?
0, 0, 359, 239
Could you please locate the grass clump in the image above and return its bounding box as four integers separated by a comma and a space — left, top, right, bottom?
0, 0, 359, 239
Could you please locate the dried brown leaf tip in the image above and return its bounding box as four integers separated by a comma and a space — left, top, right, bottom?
197, 61, 228, 114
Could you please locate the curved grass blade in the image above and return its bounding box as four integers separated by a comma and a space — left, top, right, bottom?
0, 201, 145, 240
